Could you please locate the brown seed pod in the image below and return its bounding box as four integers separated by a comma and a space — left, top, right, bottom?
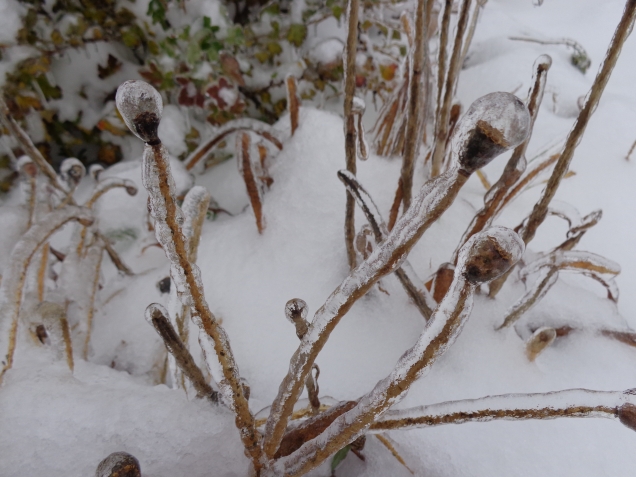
115, 80, 163, 144
285, 298, 309, 340
526, 327, 557, 361
452, 92, 531, 174
618, 402, 636, 432
95, 452, 141, 477
460, 225, 525, 285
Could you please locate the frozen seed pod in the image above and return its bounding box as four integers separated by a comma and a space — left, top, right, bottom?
89, 164, 105, 181
619, 401, 636, 432
60, 158, 85, 189
285, 298, 309, 340
526, 327, 557, 361
17, 155, 37, 178
115, 80, 163, 143
96, 452, 141, 477
451, 92, 531, 174
459, 225, 525, 285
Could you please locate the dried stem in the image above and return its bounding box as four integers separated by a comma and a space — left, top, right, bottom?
0, 206, 93, 383
83, 242, 103, 359
460, 0, 488, 65
270, 228, 524, 476
371, 389, 636, 431
98, 234, 134, 276
431, 0, 473, 177
286, 75, 300, 135
39, 301, 74, 372
626, 138, 636, 160
37, 243, 49, 302
387, 179, 403, 231
145, 303, 219, 403
343, 0, 360, 269
520, 0, 636, 246
238, 132, 265, 234
184, 119, 284, 171
400, 0, 431, 210
435, 0, 452, 126
0, 97, 69, 197
116, 81, 261, 471
374, 435, 414, 474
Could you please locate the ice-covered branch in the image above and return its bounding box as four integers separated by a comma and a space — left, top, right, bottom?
39, 301, 74, 372
262, 92, 531, 459
371, 389, 636, 431
0, 206, 93, 383
84, 178, 138, 209
269, 227, 525, 476
116, 80, 262, 471
343, 0, 360, 269
337, 170, 435, 319
145, 304, 219, 403
237, 132, 266, 233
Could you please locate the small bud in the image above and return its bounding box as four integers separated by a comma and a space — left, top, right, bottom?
89, 164, 105, 181
458, 226, 524, 285
452, 92, 531, 174
17, 155, 37, 178
95, 452, 141, 477
285, 298, 309, 340
60, 158, 85, 188
115, 80, 163, 143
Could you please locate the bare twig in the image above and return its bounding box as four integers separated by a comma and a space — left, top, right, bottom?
626, 138, 636, 160
343, 0, 360, 270
400, 0, 431, 209
435, 0, 452, 127
145, 303, 219, 403
286, 75, 300, 135
98, 233, 134, 276
116, 81, 261, 471
238, 132, 266, 234
431, 0, 473, 177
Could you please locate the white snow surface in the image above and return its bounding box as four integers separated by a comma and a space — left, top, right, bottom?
2, 0, 636, 476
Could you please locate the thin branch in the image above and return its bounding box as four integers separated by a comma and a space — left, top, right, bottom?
238, 132, 265, 233
98, 233, 135, 276
460, 0, 488, 65
371, 389, 636, 431
145, 303, 219, 403
400, 0, 431, 210
184, 119, 284, 171
520, 0, 636, 246
286, 75, 300, 135
116, 81, 261, 471
431, 0, 473, 177
343, 0, 361, 270
435, 0, 453, 129
82, 242, 103, 359
626, 138, 636, 160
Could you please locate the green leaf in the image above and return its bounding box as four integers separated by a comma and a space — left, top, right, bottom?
147, 0, 170, 30
186, 41, 202, 65
286, 24, 307, 47
331, 445, 351, 471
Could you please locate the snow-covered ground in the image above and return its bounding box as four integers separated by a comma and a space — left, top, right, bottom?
2, 0, 636, 476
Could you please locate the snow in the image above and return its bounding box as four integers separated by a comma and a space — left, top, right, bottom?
2, 0, 636, 476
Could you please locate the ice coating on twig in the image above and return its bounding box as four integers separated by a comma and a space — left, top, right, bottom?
38, 301, 74, 371
526, 326, 557, 361
521, 250, 620, 278
237, 133, 266, 233
372, 389, 636, 431
451, 92, 531, 173
270, 227, 524, 476
115, 80, 163, 142
285, 298, 309, 340
59, 158, 85, 190
0, 205, 93, 382
181, 185, 211, 262
89, 164, 104, 181
117, 80, 261, 470
85, 178, 138, 208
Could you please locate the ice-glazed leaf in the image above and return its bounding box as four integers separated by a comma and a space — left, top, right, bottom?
330, 445, 351, 470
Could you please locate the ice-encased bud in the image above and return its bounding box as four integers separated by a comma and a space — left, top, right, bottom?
17, 155, 37, 178
451, 92, 531, 174
60, 157, 85, 187
285, 298, 309, 339
115, 80, 163, 143
89, 164, 104, 181
619, 401, 636, 432
458, 225, 524, 285
95, 452, 141, 477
